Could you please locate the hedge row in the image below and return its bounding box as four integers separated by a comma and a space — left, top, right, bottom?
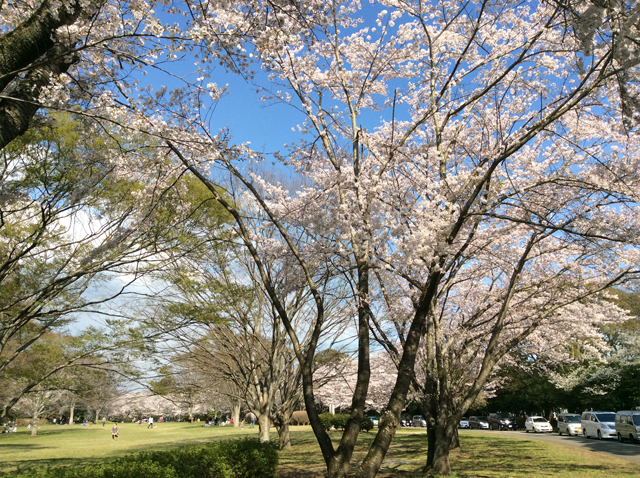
318, 413, 373, 432
17, 438, 278, 478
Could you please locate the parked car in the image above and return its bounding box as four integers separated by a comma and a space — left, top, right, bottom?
412, 415, 427, 427
582, 411, 616, 439
459, 417, 470, 429
469, 416, 489, 429
615, 411, 640, 442
524, 416, 553, 433
557, 413, 582, 436
488, 413, 513, 430
367, 416, 379, 427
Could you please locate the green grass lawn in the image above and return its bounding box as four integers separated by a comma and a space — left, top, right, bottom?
278, 429, 640, 477
0, 421, 260, 474
2, 424, 640, 477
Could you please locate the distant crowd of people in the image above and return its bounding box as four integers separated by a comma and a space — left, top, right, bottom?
1, 413, 257, 437
204, 416, 230, 427
1, 422, 17, 433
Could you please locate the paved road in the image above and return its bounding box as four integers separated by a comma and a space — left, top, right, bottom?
463, 429, 640, 464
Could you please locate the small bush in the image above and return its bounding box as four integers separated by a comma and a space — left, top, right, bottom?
330, 414, 349, 430
14, 438, 277, 478
318, 413, 333, 430
291, 411, 309, 425
361, 417, 374, 432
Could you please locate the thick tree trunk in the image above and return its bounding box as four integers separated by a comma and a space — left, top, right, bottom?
258, 413, 270, 442
277, 419, 292, 450
274, 407, 294, 450
69, 404, 75, 425
426, 415, 436, 470
95, 408, 102, 425
423, 407, 457, 475
451, 427, 460, 450
0, 0, 109, 151
327, 455, 352, 478
0, 44, 77, 150
232, 402, 240, 428
424, 426, 454, 476
356, 276, 437, 478
0, 0, 86, 86
31, 414, 38, 436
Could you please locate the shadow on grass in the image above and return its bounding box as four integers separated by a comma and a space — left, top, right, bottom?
279, 430, 429, 478
0, 443, 48, 451
452, 436, 634, 477
280, 431, 640, 477
575, 438, 640, 457
0, 457, 107, 476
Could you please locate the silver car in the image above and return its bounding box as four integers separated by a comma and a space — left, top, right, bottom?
412, 415, 427, 427
557, 413, 582, 436
469, 416, 489, 429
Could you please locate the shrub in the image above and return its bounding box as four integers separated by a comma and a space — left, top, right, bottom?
14, 438, 278, 478
361, 417, 374, 432
330, 414, 349, 430
318, 412, 333, 430
19, 461, 179, 478
291, 411, 309, 425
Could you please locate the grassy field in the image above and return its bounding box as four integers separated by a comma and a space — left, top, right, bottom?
2, 423, 640, 477
0, 421, 259, 474
278, 429, 640, 477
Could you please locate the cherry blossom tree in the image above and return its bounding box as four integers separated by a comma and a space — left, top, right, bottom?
149, 234, 346, 446
315, 351, 398, 414
547, 0, 640, 129
148, 1, 640, 476
0, 0, 194, 149
15, 391, 51, 436
19, 0, 636, 475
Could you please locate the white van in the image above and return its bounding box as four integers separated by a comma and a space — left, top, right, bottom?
581, 411, 616, 439
615, 411, 640, 443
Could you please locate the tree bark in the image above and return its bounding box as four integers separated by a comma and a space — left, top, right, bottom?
95, 408, 102, 425
356, 276, 438, 478
451, 427, 460, 450
423, 391, 457, 476
31, 414, 38, 436
0, 0, 86, 88
0, 43, 76, 150
69, 403, 75, 425
232, 402, 240, 428
424, 425, 454, 476
258, 413, 270, 442
277, 418, 292, 450
0, 0, 102, 150
274, 406, 294, 450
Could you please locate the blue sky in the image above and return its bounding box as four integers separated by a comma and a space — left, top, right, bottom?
206, 70, 305, 154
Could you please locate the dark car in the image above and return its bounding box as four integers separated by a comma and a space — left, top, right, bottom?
488, 413, 514, 430
469, 416, 489, 429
